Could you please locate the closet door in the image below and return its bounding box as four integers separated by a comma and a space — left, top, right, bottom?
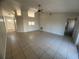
0, 16, 6, 59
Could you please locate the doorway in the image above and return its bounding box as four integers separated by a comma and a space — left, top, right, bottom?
64, 17, 77, 37
4, 17, 16, 32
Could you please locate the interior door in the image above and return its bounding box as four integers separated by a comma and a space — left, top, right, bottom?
4, 17, 16, 32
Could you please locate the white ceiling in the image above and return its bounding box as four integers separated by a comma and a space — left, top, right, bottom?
2, 0, 79, 13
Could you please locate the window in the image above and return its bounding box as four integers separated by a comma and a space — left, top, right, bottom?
16, 8, 21, 16
28, 21, 35, 26
28, 8, 38, 17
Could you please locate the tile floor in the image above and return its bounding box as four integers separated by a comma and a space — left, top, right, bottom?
6, 31, 78, 59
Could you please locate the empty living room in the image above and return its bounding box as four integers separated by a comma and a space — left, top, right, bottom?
0, 0, 79, 59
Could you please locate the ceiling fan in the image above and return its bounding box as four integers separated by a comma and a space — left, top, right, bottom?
36, 4, 53, 15
37, 4, 45, 13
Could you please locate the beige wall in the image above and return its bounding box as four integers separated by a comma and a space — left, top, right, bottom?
16, 11, 79, 36
16, 11, 39, 32
23, 11, 39, 32
40, 13, 79, 35
16, 16, 24, 32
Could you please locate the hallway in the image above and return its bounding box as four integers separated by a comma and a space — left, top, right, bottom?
6, 31, 78, 59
